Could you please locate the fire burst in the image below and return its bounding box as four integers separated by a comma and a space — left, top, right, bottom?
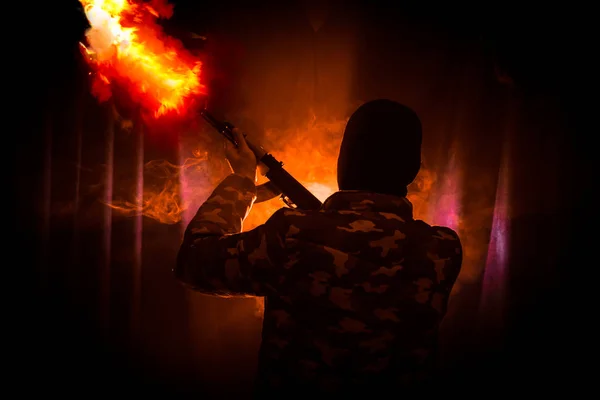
79, 0, 205, 117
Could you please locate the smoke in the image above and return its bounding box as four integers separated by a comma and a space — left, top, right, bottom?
100, 109, 458, 235
407, 163, 438, 222
106, 155, 208, 224
97, 107, 494, 298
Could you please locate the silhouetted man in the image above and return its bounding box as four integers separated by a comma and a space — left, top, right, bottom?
175, 99, 463, 395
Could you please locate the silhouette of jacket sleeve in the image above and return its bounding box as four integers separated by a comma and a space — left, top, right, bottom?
174, 173, 290, 297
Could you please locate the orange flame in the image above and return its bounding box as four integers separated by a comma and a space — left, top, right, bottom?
79, 0, 205, 117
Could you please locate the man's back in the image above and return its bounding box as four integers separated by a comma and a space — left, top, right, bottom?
255, 190, 463, 394
175, 100, 461, 396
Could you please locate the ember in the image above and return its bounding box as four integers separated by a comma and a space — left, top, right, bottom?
79, 0, 205, 118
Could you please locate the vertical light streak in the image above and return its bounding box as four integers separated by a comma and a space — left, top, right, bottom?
431, 147, 462, 232
101, 105, 114, 334
479, 146, 510, 321
131, 119, 144, 344
179, 138, 211, 229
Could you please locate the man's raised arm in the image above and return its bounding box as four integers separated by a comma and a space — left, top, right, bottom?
174, 173, 289, 297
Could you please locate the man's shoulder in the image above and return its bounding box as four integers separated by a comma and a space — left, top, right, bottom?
429, 224, 463, 272
409, 220, 462, 260
267, 207, 318, 221
263, 207, 325, 234
267, 206, 396, 230
265, 206, 382, 246
408, 218, 460, 240
430, 225, 461, 243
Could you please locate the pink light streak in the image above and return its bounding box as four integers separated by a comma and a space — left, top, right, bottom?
430, 151, 461, 232
178, 144, 210, 232
479, 149, 510, 319
131, 125, 144, 342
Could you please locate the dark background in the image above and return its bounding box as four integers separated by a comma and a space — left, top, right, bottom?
15, 0, 591, 397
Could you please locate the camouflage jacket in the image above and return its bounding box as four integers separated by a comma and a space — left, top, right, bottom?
175, 173, 463, 394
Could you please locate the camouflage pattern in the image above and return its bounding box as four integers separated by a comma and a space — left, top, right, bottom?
176, 173, 463, 394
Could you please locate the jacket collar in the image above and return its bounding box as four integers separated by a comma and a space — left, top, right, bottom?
322, 190, 413, 219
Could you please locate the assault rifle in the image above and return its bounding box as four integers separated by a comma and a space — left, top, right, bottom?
200, 109, 323, 210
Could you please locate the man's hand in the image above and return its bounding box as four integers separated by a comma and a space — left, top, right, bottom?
225, 128, 258, 182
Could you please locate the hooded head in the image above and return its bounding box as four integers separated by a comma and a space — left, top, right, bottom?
337, 99, 422, 197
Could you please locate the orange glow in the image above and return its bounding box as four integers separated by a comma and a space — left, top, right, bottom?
79, 0, 205, 118
243, 117, 346, 230
106, 114, 474, 316
107, 114, 438, 232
